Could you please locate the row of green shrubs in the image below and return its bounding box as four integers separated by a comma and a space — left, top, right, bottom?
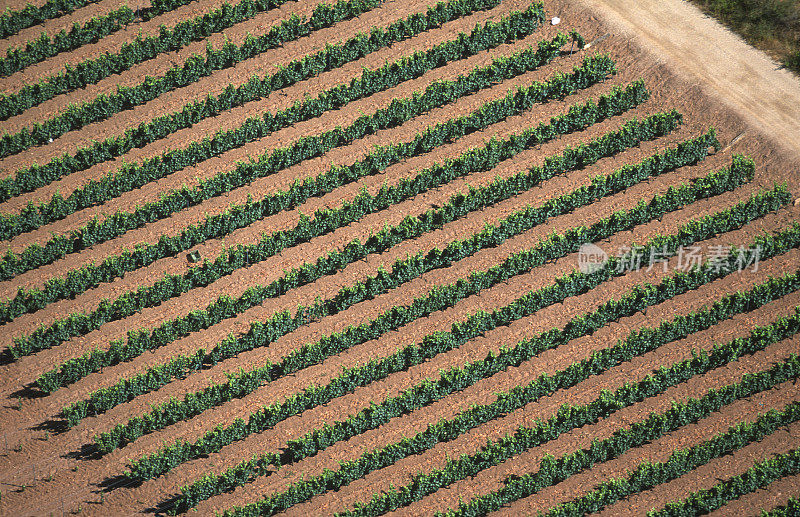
214, 270, 800, 516
0, 0, 501, 207
122, 200, 798, 490
313, 319, 800, 517
0, 3, 550, 241
0, 5, 134, 77
90, 161, 763, 453
650, 449, 800, 516
174, 266, 800, 513
56, 108, 687, 425
0, 0, 310, 122
447, 367, 800, 517
61, 113, 693, 437
0, 0, 194, 40
36, 82, 668, 393
4, 51, 618, 339
0, 0, 93, 40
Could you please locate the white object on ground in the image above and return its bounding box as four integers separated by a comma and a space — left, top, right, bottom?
551, 16, 560, 25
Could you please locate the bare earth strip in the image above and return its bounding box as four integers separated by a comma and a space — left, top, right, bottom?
1, 0, 800, 515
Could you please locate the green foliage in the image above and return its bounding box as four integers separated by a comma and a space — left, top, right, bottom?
0, 0, 543, 241
217, 305, 800, 516
88, 160, 769, 453
9, 49, 619, 353
57, 89, 670, 422
173, 269, 800, 513
0, 0, 502, 211
0, 0, 92, 40
785, 49, 800, 73
512, 399, 800, 517
650, 449, 800, 516
0, 0, 321, 123
41, 109, 687, 395
0, 6, 135, 77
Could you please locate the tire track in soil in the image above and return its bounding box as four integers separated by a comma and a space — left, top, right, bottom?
0, 47, 604, 364
497, 391, 800, 517
0, 0, 437, 177
203, 262, 800, 515
706, 472, 800, 517
100, 202, 800, 513
0, 120, 755, 514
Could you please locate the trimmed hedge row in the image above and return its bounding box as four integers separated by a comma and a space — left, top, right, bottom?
172, 268, 800, 512
0, 0, 350, 123
123, 200, 800, 487
89, 161, 762, 453
520, 402, 800, 517
447, 372, 800, 517
650, 448, 800, 517
0, 3, 551, 241
56, 115, 707, 426
36, 92, 677, 393
0, 0, 502, 208
4, 52, 621, 337
0, 5, 134, 77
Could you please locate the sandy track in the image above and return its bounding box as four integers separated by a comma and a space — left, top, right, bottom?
564, 0, 800, 160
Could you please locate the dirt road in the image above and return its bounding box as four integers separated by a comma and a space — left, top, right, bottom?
573, 0, 800, 160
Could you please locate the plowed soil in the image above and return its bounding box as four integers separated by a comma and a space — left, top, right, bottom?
0, 0, 798, 515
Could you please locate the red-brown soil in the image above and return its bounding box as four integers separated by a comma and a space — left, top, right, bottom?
0, 0, 799, 515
